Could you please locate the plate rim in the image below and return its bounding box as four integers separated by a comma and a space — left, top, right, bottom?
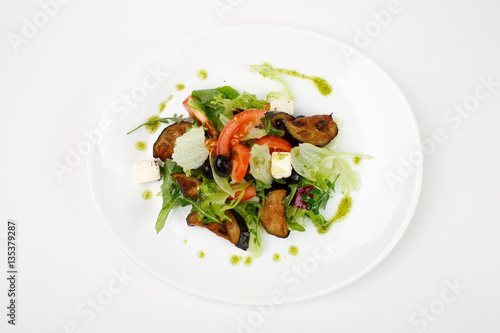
87, 24, 423, 304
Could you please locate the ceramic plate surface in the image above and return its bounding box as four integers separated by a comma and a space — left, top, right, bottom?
88, 25, 422, 304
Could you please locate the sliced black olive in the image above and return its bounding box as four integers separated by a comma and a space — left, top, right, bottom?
201, 159, 213, 179
284, 170, 302, 184
214, 155, 231, 177
230, 210, 250, 251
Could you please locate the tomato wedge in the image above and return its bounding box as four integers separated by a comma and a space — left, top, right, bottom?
216, 109, 266, 157
230, 143, 251, 182
253, 136, 292, 153
182, 96, 219, 137
229, 185, 257, 202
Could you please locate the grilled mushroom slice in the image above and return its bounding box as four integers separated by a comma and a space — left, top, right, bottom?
153, 122, 191, 161
284, 115, 338, 146
171, 173, 201, 200
259, 189, 289, 238
186, 210, 249, 250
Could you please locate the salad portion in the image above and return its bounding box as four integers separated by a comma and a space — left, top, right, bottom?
132, 64, 370, 258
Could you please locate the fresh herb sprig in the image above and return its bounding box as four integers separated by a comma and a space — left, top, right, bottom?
127, 113, 190, 135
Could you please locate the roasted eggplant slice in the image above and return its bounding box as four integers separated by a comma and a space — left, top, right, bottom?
265, 111, 295, 128
153, 122, 191, 161
259, 189, 289, 238
186, 211, 245, 248
284, 115, 338, 146
171, 173, 201, 200
230, 210, 250, 250
265, 111, 299, 146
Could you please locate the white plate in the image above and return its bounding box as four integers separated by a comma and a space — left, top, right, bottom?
88, 25, 422, 304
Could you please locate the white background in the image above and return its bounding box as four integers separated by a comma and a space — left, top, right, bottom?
1, 0, 500, 332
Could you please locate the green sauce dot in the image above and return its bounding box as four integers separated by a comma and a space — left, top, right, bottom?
145, 115, 160, 134
175, 83, 185, 91
318, 195, 353, 234
159, 95, 173, 114
135, 141, 147, 151
288, 245, 299, 256
312, 77, 332, 96
243, 256, 253, 266
230, 255, 242, 265
196, 69, 208, 80
353, 157, 362, 165
141, 190, 152, 200
272, 253, 280, 262
197, 251, 205, 259
183, 239, 187, 244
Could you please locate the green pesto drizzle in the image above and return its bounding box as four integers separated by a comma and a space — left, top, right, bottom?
196, 69, 208, 80
175, 83, 185, 91
353, 156, 362, 165
135, 141, 147, 151
288, 245, 299, 256
145, 115, 160, 133
243, 256, 253, 266
276, 68, 332, 96
272, 253, 280, 262
158, 95, 173, 113
141, 190, 153, 200
318, 195, 353, 234
230, 255, 242, 265
197, 251, 205, 259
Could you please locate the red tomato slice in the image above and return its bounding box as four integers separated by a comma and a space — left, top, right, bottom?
182, 96, 219, 137
229, 185, 257, 202
230, 143, 251, 182
216, 109, 266, 157
252, 136, 293, 153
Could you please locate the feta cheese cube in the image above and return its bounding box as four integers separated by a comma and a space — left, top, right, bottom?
136, 159, 161, 184
271, 152, 292, 179
269, 99, 294, 115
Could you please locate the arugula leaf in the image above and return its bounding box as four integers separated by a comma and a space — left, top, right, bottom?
302, 176, 340, 215
155, 160, 183, 233
127, 113, 189, 135
282, 184, 306, 232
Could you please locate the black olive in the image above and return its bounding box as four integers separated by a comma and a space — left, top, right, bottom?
201, 159, 213, 179
284, 170, 302, 184
214, 155, 231, 177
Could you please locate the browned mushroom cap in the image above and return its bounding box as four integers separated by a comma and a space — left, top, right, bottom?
153, 122, 192, 161
259, 189, 289, 238
171, 173, 201, 200
186, 211, 241, 245
285, 115, 338, 146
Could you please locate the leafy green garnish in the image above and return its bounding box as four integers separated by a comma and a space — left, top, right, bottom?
171, 126, 209, 170
233, 201, 263, 258
302, 176, 340, 216
155, 160, 183, 233
215, 85, 240, 99
190, 86, 267, 132
249, 62, 294, 101
261, 117, 284, 137
127, 113, 189, 135
249, 143, 273, 185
